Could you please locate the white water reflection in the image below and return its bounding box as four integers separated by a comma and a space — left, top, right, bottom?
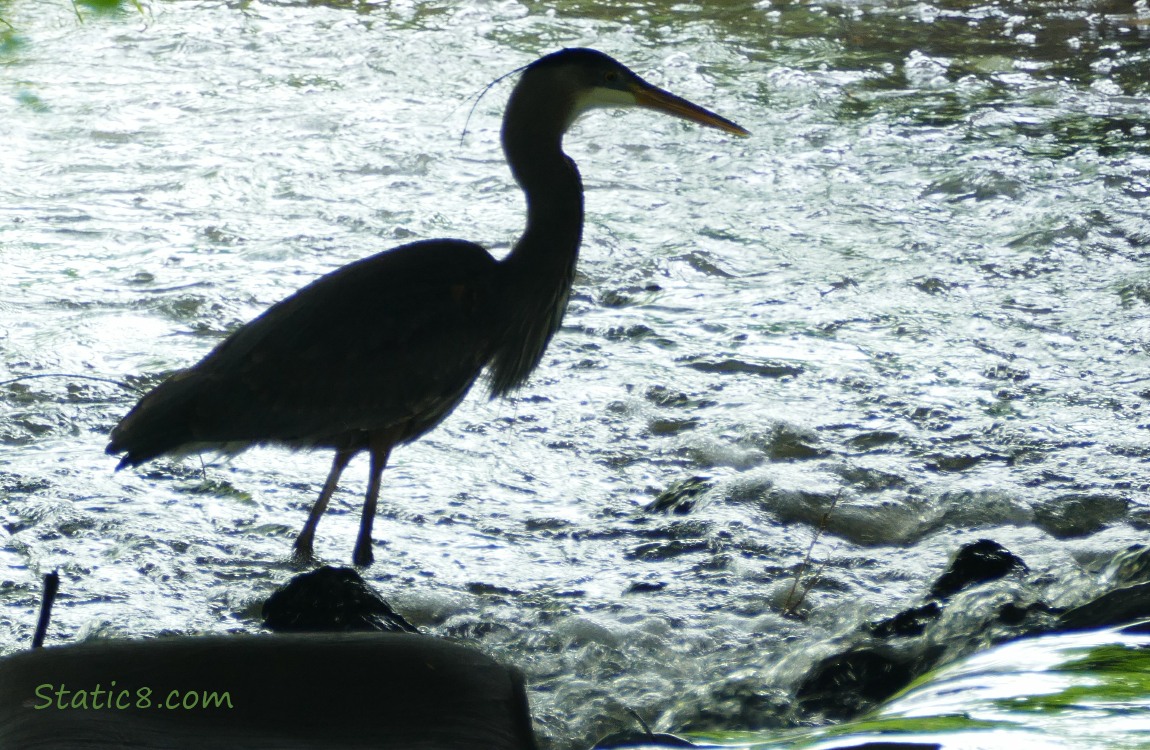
2, 0, 1149, 747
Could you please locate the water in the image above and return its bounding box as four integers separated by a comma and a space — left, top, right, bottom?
2, 0, 1149, 746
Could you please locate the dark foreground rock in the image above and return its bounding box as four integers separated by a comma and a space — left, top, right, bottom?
262, 565, 417, 633
0, 633, 536, 750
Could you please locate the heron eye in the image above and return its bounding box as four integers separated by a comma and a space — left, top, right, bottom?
604, 71, 619, 84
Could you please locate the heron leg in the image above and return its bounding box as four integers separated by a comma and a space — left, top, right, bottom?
293, 445, 356, 562
352, 431, 397, 568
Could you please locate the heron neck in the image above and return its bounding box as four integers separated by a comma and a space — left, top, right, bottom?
500, 72, 585, 271
502, 131, 584, 272
485, 90, 585, 396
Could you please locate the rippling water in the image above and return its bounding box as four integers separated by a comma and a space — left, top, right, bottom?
2, 0, 1149, 746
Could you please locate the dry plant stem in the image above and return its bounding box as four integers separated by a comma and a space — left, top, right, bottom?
625, 707, 654, 737
783, 493, 841, 616
32, 571, 60, 649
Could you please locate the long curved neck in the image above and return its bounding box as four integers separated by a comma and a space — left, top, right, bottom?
501, 89, 584, 271
487, 77, 585, 396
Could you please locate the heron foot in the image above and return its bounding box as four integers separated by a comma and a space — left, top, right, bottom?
352, 538, 374, 568
292, 533, 317, 567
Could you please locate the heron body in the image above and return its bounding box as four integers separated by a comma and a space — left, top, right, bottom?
107, 48, 748, 566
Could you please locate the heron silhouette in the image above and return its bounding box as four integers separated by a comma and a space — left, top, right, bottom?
107, 48, 748, 567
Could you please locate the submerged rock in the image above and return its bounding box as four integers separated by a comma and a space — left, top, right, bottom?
1033, 493, 1129, 538
824, 744, 941, 750
796, 645, 943, 720
796, 539, 1150, 728
645, 476, 712, 515
869, 602, 941, 639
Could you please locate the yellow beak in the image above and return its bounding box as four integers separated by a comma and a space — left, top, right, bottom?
630, 81, 750, 137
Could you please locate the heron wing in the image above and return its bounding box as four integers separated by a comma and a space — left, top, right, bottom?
110, 239, 502, 461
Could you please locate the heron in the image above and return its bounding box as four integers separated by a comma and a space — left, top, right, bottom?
107, 48, 748, 567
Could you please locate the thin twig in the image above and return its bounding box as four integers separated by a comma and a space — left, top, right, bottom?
783, 491, 841, 616
624, 707, 654, 737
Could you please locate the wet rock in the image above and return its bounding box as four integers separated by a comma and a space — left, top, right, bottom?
1058, 581, 1150, 631
929, 539, 1028, 599
824, 744, 940, 750
673, 674, 791, 733
790, 539, 1149, 732
995, 601, 1061, 630
645, 476, 712, 514
1103, 544, 1150, 585
643, 385, 717, 409
626, 539, 709, 562
684, 358, 804, 379
869, 602, 941, 639
758, 424, 826, 461
796, 645, 942, 720
648, 417, 700, 435
911, 275, 957, 295
592, 717, 700, 750
1033, 493, 1128, 538
593, 731, 699, 748
981, 363, 1030, 381
262, 566, 418, 634
925, 452, 994, 472
624, 580, 667, 595
467, 582, 523, 597
836, 464, 908, 491
0, 633, 535, 750
845, 430, 902, 451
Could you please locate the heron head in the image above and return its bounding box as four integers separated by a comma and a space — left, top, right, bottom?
523, 48, 749, 137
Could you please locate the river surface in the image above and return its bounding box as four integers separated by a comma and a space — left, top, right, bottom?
2, 0, 1148, 746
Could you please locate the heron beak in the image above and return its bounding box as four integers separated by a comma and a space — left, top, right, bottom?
629, 80, 750, 137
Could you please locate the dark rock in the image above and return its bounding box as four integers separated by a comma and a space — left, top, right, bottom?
796, 646, 939, 720
1120, 619, 1150, 635
262, 566, 417, 634
869, 602, 941, 639
624, 581, 667, 594
592, 729, 700, 748
930, 539, 1028, 599
996, 601, 1062, 630
677, 676, 791, 733
685, 358, 803, 379
468, 582, 523, 597
0, 633, 535, 750
824, 744, 941, 750
592, 709, 703, 749
1104, 544, 1150, 585
1058, 581, 1150, 631
926, 452, 989, 472
845, 430, 902, 451
1033, 494, 1128, 538
626, 539, 709, 561
646, 476, 711, 514
762, 425, 825, 460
